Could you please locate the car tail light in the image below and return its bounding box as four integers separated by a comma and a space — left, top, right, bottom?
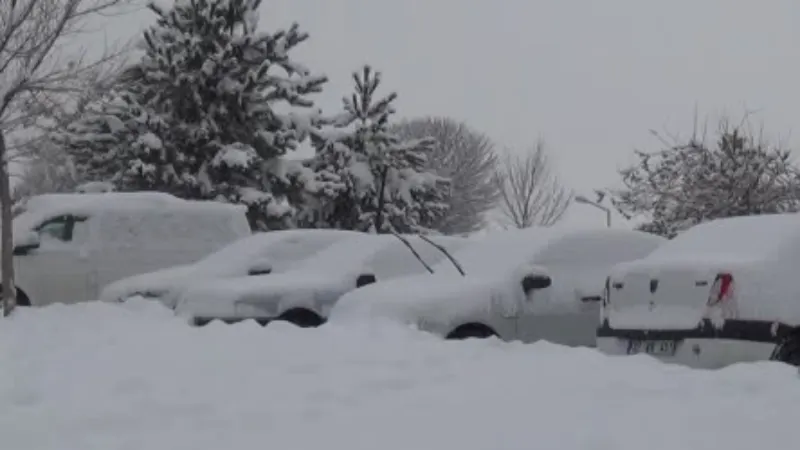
602, 276, 611, 307
707, 273, 734, 307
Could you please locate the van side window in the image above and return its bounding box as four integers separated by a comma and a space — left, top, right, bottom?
35, 215, 88, 242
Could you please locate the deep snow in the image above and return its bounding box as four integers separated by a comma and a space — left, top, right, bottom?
2, 300, 799, 450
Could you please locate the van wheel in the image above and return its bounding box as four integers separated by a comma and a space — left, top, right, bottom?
0, 286, 31, 308
771, 330, 800, 366
276, 308, 325, 328
446, 323, 498, 340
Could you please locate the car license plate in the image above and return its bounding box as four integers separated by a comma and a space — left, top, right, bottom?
626, 339, 680, 356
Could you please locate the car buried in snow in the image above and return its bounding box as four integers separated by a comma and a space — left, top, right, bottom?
597, 213, 800, 369
100, 229, 363, 309
4, 192, 251, 308
328, 227, 666, 346
173, 233, 468, 328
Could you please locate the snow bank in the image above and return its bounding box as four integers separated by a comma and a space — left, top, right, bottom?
2, 301, 799, 450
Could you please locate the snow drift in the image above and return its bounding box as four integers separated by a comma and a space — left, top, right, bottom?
2, 300, 799, 450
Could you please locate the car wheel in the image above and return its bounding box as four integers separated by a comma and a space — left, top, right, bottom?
0, 286, 31, 308
276, 308, 325, 328
446, 323, 498, 340
771, 330, 800, 367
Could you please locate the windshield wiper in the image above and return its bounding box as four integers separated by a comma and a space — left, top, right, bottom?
417, 234, 466, 276
390, 232, 435, 274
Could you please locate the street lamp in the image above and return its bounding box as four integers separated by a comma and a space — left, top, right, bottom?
574, 195, 611, 228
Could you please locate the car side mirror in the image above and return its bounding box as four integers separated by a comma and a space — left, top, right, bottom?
13, 231, 40, 255
522, 274, 551, 294
356, 273, 377, 288
247, 259, 273, 276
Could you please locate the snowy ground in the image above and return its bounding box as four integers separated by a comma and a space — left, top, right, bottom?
2, 300, 800, 450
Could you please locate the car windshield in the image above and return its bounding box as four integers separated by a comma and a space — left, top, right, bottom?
431, 228, 561, 276
295, 234, 456, 279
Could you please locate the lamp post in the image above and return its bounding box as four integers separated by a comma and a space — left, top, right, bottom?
574, 195, 612, 228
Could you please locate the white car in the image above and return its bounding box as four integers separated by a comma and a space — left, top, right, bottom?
100, 229, 363, 309
598, 213, 800, 369
5, 192, 251, 307
330, 227, 666, 346
174, 233, 468, 327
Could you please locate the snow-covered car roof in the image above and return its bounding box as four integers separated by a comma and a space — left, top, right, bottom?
642, 213, 800, 262
432, 226, 664, 276
12, 192, 246, 238
191, 229, 364, 274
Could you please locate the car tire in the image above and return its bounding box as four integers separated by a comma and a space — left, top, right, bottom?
0, 286, 31, 308
446, 323, 498, 340
276, 308, 325, 328
771, 330, 800, 367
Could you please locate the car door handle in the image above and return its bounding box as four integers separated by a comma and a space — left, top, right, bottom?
580, 296, 602, 303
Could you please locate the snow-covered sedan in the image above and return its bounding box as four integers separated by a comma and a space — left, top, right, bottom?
597, 213, 800, 368
329, 227, 666, 346
174, 233, 468, 327
99, 229, 362, 309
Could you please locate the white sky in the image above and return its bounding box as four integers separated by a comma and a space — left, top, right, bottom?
88, 0, 800, 229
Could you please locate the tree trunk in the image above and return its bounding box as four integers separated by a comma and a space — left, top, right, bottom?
374, 165, 389, 233
0, 130, 17, 317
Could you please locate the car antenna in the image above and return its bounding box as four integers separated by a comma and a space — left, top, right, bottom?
390, 232, 435, 274
417, 234, 466, 276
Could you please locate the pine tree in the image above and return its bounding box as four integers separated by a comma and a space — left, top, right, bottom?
303, 66, 449, 234
62, 0, 326, 230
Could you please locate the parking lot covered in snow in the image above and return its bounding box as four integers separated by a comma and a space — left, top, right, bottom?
2, 299, 799, 450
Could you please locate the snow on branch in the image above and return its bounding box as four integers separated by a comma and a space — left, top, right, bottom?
610, 115, 800, 238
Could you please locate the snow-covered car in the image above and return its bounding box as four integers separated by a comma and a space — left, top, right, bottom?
597, 213, 800, 369
100, 229, 363, 309
4, 192, 251, 307
174, 233, 468, 327
329, 227, 666, 346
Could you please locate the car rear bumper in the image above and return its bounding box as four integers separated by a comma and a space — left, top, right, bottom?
596, 319, 792, 369
597, 318, 791, 342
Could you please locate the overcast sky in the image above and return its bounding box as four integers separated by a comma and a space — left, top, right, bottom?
94, 0, 800, 229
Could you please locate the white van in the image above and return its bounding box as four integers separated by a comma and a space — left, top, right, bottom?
597, 213, 800, 368
4, 192, 251, 307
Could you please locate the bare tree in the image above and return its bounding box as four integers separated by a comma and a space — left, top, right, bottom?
11, 57, 127, 202
394, 117, 500, 234
1, 0, 133, 316
492, 141, 572, 229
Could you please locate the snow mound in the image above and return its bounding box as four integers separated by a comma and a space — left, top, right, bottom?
2, 301, 800, 450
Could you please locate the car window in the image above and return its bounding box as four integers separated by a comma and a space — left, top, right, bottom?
37, 216, 71, 242
35, 215, 89, 244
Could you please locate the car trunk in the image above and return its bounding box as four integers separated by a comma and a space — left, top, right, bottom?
607, 256, 753, 330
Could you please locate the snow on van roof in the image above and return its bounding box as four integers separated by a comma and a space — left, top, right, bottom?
433, 226, 658, 275
12, 192, 246, 237
648, 212, 800, 261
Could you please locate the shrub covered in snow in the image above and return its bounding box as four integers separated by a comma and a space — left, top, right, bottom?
302, 66, 450, 234
60, 0, 327, 230
611, 119, 800, 238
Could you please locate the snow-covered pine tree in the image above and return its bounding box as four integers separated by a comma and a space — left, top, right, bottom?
304, 66, 449, 234
611, 119, 800, 238
63, 0, 326, 230
59, 89, 170, 192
